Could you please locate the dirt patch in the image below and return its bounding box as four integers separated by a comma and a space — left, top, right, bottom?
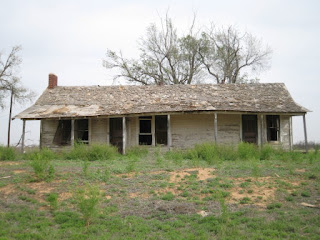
129, 192, 149, 199
58, 192, 73, 201
169, 168, 215, 183
13, 170, 27, 174
115, 172, 139, 178
295, 168, 306, 173
0, 162, 20, 166
0, 184, 16, 196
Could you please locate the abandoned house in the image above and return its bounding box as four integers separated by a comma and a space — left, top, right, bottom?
15, 74, 309, 153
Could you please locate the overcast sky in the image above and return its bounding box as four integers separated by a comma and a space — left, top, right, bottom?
0, 0, 319, 146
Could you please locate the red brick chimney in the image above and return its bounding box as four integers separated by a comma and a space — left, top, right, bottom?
48, 73, 58, 89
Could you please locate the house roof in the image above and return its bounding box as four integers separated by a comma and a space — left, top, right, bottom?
15, 83, 309, 120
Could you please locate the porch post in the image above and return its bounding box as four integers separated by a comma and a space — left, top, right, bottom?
167, 114, 172, 149
303, 114, 308, 153
214, 113, 218, 143
21, 119, 26, 153
123, 117, 126, 154
151, 115, 155, 146
71, 119, 75, 146
260, 114, 264, 147
289, 116, 293, 151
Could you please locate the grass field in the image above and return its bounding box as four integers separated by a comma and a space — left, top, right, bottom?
0, 143, 319, 239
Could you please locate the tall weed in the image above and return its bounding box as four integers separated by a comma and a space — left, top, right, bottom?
0, 146, 18, 161
237, 142, 259, 161
74, 184, 101, 228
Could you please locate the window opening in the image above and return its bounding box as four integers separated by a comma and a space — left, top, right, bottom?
139, 116, 152, 145
267, 115, 280, 141
53, 120, 71, 145
155, 115, 167, 145
75, 119, 89, 144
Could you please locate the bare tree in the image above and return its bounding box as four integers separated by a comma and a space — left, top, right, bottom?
0, 46, 22, 107
199, 25, 272, 84
0, 46, 34, 147
104, 15, 203, 85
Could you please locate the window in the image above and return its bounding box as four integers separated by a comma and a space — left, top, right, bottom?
53, 120, 71, 145
75, 119, 89, 144
139, 116, 152, 145
155, 115, 167, 145
267, 115, 280, 141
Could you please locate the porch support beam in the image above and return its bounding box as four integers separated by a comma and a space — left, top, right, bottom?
152, 115, 155, 146
214, 113, 218, 143
167, 114, 172, 149
71, 119, 75, 146
123, 117, 126, 154
303, 114, 308, 153
21, 120, 26, 153
260, 114, 264, 147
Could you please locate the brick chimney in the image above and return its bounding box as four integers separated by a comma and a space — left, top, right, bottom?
48, 73, 58, 89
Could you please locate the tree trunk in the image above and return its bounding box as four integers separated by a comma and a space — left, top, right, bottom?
7, 89, 13, 147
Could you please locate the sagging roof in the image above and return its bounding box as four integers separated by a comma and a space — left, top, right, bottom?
15, 83, 309, 119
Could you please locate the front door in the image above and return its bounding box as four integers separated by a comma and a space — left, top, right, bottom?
242, 115, 258, 144
110, 118, 123, 153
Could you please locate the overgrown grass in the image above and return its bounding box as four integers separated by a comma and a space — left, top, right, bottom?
0, 146, 18, 161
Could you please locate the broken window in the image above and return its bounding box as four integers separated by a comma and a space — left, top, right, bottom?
75, 119, 89, 144
267, 115, 280, 141
53, 120, 71, 145
139, 116, 152, 145
155, 115, 167, 145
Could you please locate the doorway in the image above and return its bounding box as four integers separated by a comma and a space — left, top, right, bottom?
242, 115, 258, 144
110, 118, 123, 153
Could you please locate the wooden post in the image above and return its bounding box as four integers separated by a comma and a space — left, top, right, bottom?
260, 114, 264, 147
21, 119, 26, 153
40, 120, 43, 149
167, 114, 172, 149
303, 114, 308, 153
123, 117, 126, 154
289, 116, 293, 151
151, 115, 155, 146
214, 113, 218, 143
7, 89, 14, 147
71, 119, 75, 146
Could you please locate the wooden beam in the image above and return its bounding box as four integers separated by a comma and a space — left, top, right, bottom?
152, 115, 155, 146
123, 117, 126, 154
260, 114, 264, 147
167, 114, 172, 149
214, 113, 218, 143
289, 116, 293, 151
71, 119, 75, 146
303, 114, 308, 153
21, 120, 26, 153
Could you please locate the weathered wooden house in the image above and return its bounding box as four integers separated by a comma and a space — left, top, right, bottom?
15, 74, 309, 153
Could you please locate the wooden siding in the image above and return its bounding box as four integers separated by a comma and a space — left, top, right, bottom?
91, 118, 109, 144
217, 114, 241, 144
171, 114, 241, 148
41, 119, 60, 149
280, 115, 290, 150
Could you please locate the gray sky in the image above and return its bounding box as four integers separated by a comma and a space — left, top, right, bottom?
0, 0, 319, 146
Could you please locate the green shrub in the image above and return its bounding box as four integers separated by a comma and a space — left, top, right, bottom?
160, 192, 175, 201
74, 184, 102, 227
191, 143, 220, 164
29, 155, 55, 181
24, 148, 57, 161
237, 142, 259, 160
46, 192, 58, 211
216, 145, 238, 161
260, 144, 275, 160
126, 146, 148, 158
267, 202, 282, 209
64, 143, 118, 161
0, 146, 18, 161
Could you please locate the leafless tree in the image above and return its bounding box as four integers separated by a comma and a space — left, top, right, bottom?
199, 25, 272, 84
104, 15, 203, 85
0, 46, 34, 146
0, 46, 22, 107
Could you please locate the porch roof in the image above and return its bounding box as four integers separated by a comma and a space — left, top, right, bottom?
15, 83, 309, 120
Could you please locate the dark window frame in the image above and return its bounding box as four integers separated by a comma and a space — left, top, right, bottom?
266, 115, 280, 142
139, 116, 152, 145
